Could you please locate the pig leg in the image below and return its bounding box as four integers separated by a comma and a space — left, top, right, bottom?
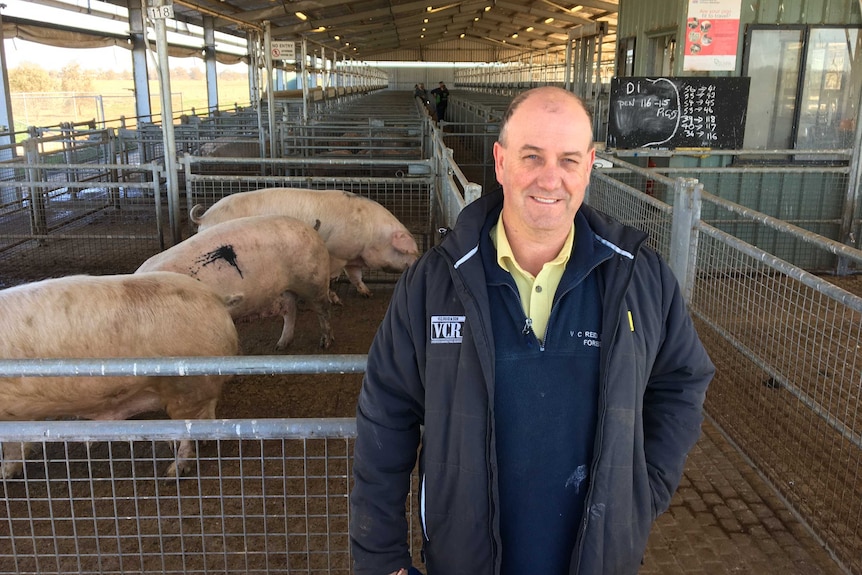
309, 295, 334, 349
327, 258, 346, 304
276, 292, 298, 350
318, 314, 334, 349
164, 438, 198, 479
344, 264, 372, 297
0, 441, 33, 479
162, 386, 222, 478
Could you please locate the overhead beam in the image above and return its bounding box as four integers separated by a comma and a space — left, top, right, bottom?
562, 0, 619, 12
174, 0, 262, 30
239, 0, 346, 22
494, 1, 595, 26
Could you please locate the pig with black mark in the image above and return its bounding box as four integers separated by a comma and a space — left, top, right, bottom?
137, 215, 334, 350
190, 187, 420, 297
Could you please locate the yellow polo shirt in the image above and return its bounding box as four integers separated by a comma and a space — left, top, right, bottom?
491, 213, 574, 343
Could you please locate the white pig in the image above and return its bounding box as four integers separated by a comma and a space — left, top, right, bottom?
137, 215, 334, 350
0, 272, 240, 479
189, 187, 419, 297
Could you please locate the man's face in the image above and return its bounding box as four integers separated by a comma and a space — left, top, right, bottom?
493, 91, 595, 239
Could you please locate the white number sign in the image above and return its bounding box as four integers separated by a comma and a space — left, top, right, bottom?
147, 4, 174, 19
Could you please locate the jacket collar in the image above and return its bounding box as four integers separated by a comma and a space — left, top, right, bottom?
439, 188, 647, 271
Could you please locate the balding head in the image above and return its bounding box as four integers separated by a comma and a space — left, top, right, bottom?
498, 87, 594, 149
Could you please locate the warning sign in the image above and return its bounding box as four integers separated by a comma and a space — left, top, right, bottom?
270, 41, 296, 61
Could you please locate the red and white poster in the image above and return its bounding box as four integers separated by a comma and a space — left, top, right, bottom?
683, 0, 741, 71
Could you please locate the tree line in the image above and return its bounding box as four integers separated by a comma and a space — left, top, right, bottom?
8, 61, 246, 93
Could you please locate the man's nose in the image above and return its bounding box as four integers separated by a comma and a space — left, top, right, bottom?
536, 163, 562, 189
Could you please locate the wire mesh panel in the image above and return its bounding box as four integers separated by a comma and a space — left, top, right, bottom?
690, 226, 862, 575
594, 157, 855, 273
588, 171, 673, 260
0, 163, 164, 288
589, 163, 862, 575
440, 126, 498, 193
282, 123, 424, 163
116, 108, 263, 167
0, 419, 423, 575
182, 158, 435, 258
665, 166, 851, 272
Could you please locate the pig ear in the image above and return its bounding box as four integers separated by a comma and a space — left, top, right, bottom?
392, 230, 418, 254
224, 293, 244, 308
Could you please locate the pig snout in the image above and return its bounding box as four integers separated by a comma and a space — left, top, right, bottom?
379, 251, 418, 273
384, 230, 419, 271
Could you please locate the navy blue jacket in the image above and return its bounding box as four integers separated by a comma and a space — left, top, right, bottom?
350, 189, 715, 575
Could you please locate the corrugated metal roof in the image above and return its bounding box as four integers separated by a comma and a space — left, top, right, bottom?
95, 0, 618, 61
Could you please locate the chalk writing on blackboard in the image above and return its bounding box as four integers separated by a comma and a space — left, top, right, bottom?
606, 76, 749, 150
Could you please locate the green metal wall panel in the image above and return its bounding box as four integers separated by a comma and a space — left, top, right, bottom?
751, 0, 860, 24
758, 1, 782, 22
781, 0, 805, 23
616, 0, 685, 40
618, 0, 862, 75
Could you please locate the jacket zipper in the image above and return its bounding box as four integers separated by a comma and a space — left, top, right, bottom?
572, 253, 639, 570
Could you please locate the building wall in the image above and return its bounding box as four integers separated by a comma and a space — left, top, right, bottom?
617, 0, 862, 76
370, 39, 526, 66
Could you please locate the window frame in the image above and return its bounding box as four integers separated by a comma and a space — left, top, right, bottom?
741, 23, 861, 164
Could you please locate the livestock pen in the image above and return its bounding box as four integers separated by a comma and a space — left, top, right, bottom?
590, 157, 862, 574
0, 92, 858, 574
0, 91, 453, 574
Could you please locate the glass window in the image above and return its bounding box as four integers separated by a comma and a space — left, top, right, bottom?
616, 36, 635, 77
742, 28, 803, 150
646, 33, 676, 76
796, 28, 860, 151
743, 26, 861, 155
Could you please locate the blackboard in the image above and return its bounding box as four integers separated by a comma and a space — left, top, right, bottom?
606, 77, 750, 150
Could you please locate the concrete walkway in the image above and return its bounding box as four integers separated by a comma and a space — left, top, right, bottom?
641, 420, 845, 574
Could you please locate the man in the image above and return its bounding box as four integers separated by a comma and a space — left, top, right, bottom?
413, 82, 432, 117
413, 82, 429, 104
350, 86, 714, 575
430, 81, 449, 122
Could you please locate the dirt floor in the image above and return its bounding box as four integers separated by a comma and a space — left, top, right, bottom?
218, 280, 392, 421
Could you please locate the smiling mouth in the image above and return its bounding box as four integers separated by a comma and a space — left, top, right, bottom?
532, 196, 560, 204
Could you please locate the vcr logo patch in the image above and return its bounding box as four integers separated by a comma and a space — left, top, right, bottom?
431, 315, 465, 344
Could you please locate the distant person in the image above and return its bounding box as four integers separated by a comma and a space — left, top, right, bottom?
349, 86, 715, 574
414, 83, 429, 104
430, 81, 449, 122
413, 82, 433, 118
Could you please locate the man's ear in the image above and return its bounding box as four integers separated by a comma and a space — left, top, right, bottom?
493, 141, 505, 181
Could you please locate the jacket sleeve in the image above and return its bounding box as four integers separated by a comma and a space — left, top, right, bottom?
350, 269, 426, 575
643, 261, 715, 517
